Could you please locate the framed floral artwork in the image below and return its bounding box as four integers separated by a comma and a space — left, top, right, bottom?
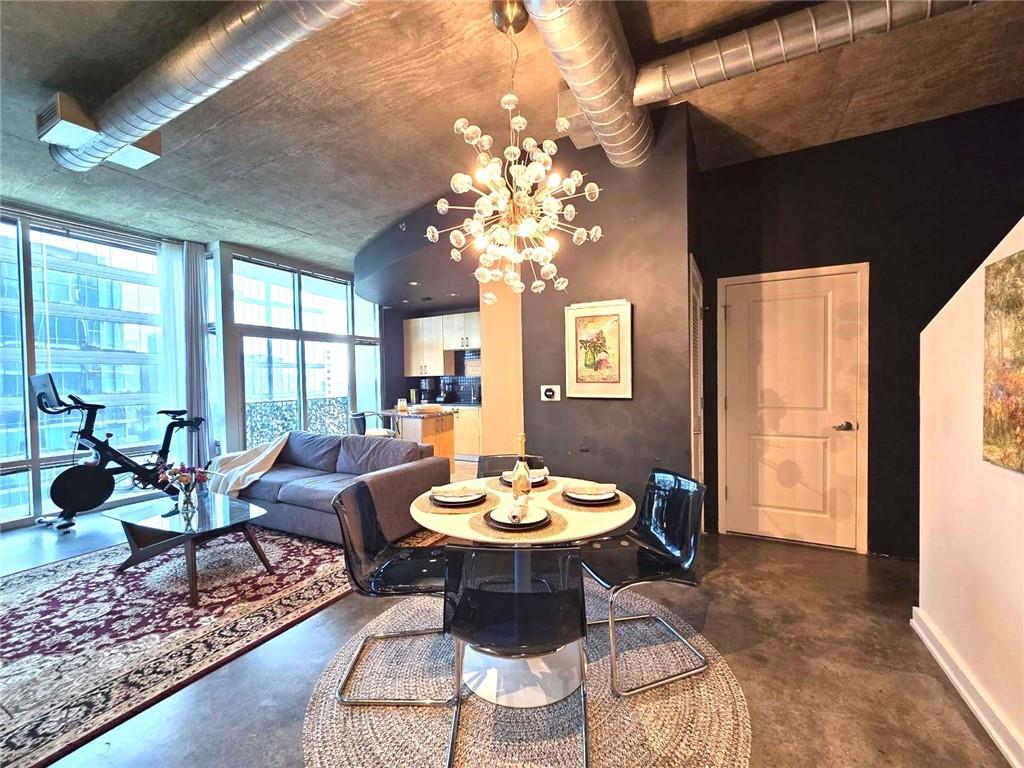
564, 299, 632, 398
983, 249, 1024, 473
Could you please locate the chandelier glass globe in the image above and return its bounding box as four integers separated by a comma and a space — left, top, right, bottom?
426, 90, 604, 301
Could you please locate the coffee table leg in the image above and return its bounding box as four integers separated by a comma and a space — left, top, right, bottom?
243, 525, 274, 574
184, 539, 199, 607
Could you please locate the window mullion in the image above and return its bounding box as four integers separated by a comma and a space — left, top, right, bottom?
17, 216, 43, 519
295, 272, 308, 431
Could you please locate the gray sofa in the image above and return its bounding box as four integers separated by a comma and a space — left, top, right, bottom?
240, 431, 449, 545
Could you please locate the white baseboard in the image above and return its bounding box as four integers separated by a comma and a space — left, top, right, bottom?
911, 607, 1023, 768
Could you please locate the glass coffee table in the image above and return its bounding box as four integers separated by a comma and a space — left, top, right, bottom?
104, 491, 273, 606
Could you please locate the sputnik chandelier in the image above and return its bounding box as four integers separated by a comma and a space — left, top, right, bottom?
424, 3, 603, 304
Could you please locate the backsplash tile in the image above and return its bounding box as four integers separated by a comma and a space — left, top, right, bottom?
442, 350, 481, 404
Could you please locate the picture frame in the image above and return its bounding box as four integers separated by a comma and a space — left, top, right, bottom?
564, 299, 632, 399
983, 249, 1024, 473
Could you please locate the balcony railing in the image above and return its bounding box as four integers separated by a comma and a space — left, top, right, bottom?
244, 395, 350, 447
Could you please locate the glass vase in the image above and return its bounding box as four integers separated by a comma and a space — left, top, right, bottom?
178, 486, 197, 511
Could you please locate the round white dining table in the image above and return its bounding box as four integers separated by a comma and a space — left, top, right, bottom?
410, 475, 636, 708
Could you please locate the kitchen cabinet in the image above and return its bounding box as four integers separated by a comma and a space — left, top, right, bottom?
463, 311, 481, 348
386, 411, 455, 471
403, 316, 454, 376
442, 313, 464, 350
442, 311, 481, 350
453, 406, 482, 458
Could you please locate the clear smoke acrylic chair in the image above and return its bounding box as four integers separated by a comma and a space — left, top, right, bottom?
333, 481, 457, 709
443, 542, 590, 767
581, 468, 709, 697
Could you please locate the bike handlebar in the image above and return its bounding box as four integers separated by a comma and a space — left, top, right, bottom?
35, 392, 72, 415
68, 394, 105, 411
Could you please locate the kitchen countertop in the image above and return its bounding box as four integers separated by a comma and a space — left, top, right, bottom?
381, 408, 456, 419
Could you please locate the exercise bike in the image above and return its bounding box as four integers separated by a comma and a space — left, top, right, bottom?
29, 372, 205, 531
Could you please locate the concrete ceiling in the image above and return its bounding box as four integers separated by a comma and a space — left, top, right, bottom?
684, 1, 1024, 170
1, 1, 1021, 272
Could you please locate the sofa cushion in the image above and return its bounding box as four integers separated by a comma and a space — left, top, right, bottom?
336, 435, 420, 474
277, 472, 361, 512
241, 463, 326, 503
278, 431, 341, 472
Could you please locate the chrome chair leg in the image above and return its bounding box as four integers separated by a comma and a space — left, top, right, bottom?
445, 638, 589, 768
445, 638, 465, 768
336, 627, 459, 706
578, 638, 590, 768
587, 580, 709, 697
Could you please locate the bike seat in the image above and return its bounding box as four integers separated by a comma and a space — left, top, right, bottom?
158, 409, 188, 417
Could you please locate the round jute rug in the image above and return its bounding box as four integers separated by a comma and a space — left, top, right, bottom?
304, 583, 751, 768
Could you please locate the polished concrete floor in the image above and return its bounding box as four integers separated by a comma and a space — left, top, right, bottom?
1, 503, 1007, 767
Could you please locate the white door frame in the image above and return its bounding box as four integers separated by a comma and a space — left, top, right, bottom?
690, 253, 704, 485
716, 263, 870, 554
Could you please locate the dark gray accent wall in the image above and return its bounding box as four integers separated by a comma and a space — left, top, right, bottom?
521, 109, 693, 505
695, 98, 1024, 559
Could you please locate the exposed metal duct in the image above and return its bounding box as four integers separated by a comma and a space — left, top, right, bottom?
50, 0, 361, 172
525, 0, 653, 168
634, 0, 976, 106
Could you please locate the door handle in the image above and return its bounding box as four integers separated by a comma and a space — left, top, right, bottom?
832, 421, 855, 431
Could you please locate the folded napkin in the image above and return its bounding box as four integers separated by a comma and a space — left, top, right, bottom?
501, 467, 550, 480
509, 499, 528, 523
566, 482, 617, 496
431, 484, 478, 498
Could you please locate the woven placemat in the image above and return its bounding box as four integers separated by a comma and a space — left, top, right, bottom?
483, 477, 560, 495
541, 489, 633, 514
412, 491, 501, 516
466, 508, 569, 541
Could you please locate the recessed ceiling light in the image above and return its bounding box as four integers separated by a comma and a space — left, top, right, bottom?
407, 281, 420, 287
400, 299, 409, 303
448, 292, 459, 297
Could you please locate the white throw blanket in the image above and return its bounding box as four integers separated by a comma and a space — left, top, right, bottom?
206, 433, 289, 498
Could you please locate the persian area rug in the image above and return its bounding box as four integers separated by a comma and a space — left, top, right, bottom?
304, 583, 751, 768
0, 528, 438, 768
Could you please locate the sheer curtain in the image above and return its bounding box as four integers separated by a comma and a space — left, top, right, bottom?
181, 241, 215, 466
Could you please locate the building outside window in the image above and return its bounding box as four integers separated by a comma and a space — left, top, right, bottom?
0, 219, 384, 525
0, 213, 184, 525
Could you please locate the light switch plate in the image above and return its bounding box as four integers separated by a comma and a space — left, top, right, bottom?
540, 385, 561, 401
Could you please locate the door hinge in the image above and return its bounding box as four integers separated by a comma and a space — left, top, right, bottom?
723, 396, 727, 410
724, 485, 728, 500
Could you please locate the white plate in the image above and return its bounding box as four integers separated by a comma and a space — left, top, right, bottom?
565, 490, 616, 502
433, 492, 485, 504
501, 470, 548, 484
498, 506, 549, 526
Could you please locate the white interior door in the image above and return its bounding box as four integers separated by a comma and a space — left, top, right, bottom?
721, 265, 867, 549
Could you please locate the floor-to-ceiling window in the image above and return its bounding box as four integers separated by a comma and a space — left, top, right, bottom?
224, 256, 381, 448
0, 218, 30, 523
0, 210, 184, 527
